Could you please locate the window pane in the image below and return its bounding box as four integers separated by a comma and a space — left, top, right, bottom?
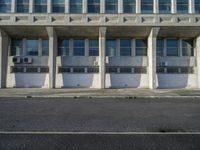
42, 40, 49, 56
182, 39, 193, 56
123, 0, 136, 13
135, 39, 147, 56
166, 39, 178, 56
52, 0, 65, 13
157, 39, 164, 56
89, 39, 99, 56
159, 0, 171, 14
58, 39, 69, 56
106, 39, 117, 56
73, 39, 85, 56
11, 39, 23, 56
34, 0, 47, 13
105, 0, 118, 14
26, 39, 39, 56
70, 0, 82, 13
88, 0, 100, 13
0, 0, 11, 13
195, 0, 200, 14
17, 0, 29, 13
120, 39, 131, 56
141, 0, 153, 14
177, 0, 188, 14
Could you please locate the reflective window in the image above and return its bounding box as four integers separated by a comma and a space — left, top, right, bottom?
11, 39, 23, 56
17, 0, 29, 13
0, 0, 11, 13
177, 0, 188, 14
159, 0, 171, 14
89, 39, 99, 56
105, 0, 118, 14
58, 39, 69, 56
182, 39, 193, 56
70, 0, 82, 13
135, 39, 147, 56
73, 39, 85, 56
141, 0, 153, 14
42, 40, 49, 56
52, 0, 65, 13
26, 39, 39, 56
34, 0, 47, 13
120, 39, 132, 56
88, 0, 100, 13
123, 0, 136, 13
195, 0, 200, 14
106, 39, 117, 56
166, 39, 179, 56
157, 39, 164, 56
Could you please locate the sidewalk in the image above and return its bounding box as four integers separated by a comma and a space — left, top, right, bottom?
0, 88, 200, 98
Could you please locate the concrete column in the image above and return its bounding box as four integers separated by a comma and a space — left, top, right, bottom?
189, 0, 195, 14
46, 27, 57, 89
11, 0, 16, 13
154, 0, 159, 14
29, 0, 34, 13
136, 0, 141, 14
196, 36, 200, 88
100, 0, 105, 13
148, 27, 160, 89
99, 27, 107, 89
118, 0, 123, 13
0, 29, 9, 88
65, 0, 69, 13
172, 0, 177, 14
47, 0, 52, 13
83, 0, 87, 13
85, 39, 89, 56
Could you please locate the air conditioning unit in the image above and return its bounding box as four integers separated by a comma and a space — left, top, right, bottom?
23, 57, 33, 64
12, 57, 21, 64
160, 61, 168, 66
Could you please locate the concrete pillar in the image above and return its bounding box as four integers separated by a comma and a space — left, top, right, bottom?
172, 0, 177, 14
189, 0, 195, 14
11, 0, 16, 13
46, 27, 57, 89
100, 0, 105, 13
148, 27, 160, 89
47, 0, 52, 13
65, 0, 69, 13
136, 0, 141, 14
29, 0, 34, 13
196, 36, 200, 88
0, 29, 9, 88
153, 0, 159, 14
83, 0, 87, 13
99, 27, 107, 89
118, 0, 123, 13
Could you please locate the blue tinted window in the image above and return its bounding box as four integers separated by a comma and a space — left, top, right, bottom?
182, 39, 193, 56
106, 39, 117, 56
26, 39, 39, 56
58, 39, 70, 56
141, 0, 153, 14
88, 0, 100, 13
73, 39, 85, 56
52, 0, 65, 13
159, 0, 171, 14
0, 0, 11, 13
42, 40, 49, 56
70, 0, 82, 13
17, 0, 29, 13
105, 0, 118, 14
89, 39, 99, 56
123, 0, 136, 13
177, 0, 188, 14
11, 39, 23, 56
195, 0, 200, 14
166, 39, 179, 56
157, 39, 164, 56
120, 39, 132, 56
135, 39, 147, 56
34, 0, 47, 13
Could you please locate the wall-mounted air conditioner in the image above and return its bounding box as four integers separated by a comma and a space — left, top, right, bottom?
12, 57, 21, 64
23, 57, 33, 64
160, 61, 168, 66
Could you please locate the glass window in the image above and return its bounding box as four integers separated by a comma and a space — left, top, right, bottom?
182, 39, 193, 56
120, 67, 132, 73
70, 0, 82, 13
34, 0, 47, 13
0, 0, 11, 13
88, 0, 100, 13
159, 0, 171, 14
135, 39, 147, 56
17, 0, 29, 13
26, 39, 39, 56
73, 39, 85, 56
195, 0, 200, 14
157, 39, 164, 56
42, 40, 49, 56
89, 39, 99, 56
11, 39, 23, 56
166, 39, 179, 56
123, 0, 136, 13
58, 39, 69, 56
177, 0, 188, 14
106, 39, 117, 56
120, 39, 132, 56
141, 0, 153, 14
52, 0, 65, 13
105, 0, 118, 14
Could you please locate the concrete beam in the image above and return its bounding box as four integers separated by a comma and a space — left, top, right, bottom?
148, 27, 160, 89
99, 27, 107, 89
46, 27, 57, 89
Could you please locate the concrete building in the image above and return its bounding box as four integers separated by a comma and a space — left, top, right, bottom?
0, 0, 200, 89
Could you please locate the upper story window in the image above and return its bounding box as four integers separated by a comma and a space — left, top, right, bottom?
10, 39, 23, 56
89, 39, 99, 56
157, 39, 164, 56
73, 39, 85, 56
141, 0, 153, 14
120, 39, 132, 56
58, 39, 70, 56
42, 40, 49, 56
182, 39, 193, 56
159, 0, 171, 14
123, 0, 136, 13
26, 39, 39, 56
106, 39, 117, 56
17, 0, 29, 13
0, 0, 11, 13
70, 0, 83, 13
34, 0, 47, 13
52, 0, 65, 13
88, 0, 100, 13
105, 0, 118, 14
195, 0, 200, 14
135, 39, 147, 56
166, 39, 179, 56
177, 0, 188, 14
